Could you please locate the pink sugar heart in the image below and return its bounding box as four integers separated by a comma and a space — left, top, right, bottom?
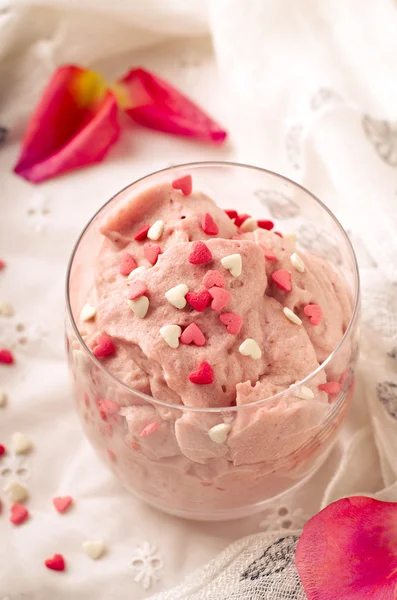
180, 323, 206, 347
172, 174, 192, 196
319, 381, 341, 395
304, 303, 323, 326
202, 270, 226, 289
189, 241, 212, 265
119, 252, 137, 276
144, 243, 161, 265
186, 290, 212, 312
53, 496, 73, 514
10, 503, 29, 525
188, 361, 214, 385
201, 212, 219, 236
93, 334, 115, 359
208, 287, 231, 311
219, 312, 242, 335
128, 280, 147, 300
271, 269, 292, 292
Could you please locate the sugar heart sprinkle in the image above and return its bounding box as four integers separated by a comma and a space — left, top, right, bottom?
208, 423, 231, 444
221, 253, 242, 277
180, 323, 206, 346
240, 217, 257, 232
93, 334, 115, 358
318, 381, 342, 395
82, 540, 106, 560
127, 296, 149, 318
234, 213, 250, 227
119, 252, 137, 276
258, 219, 274, 230
271, 269, 292, 292
172, 174, 192, 196
165, 283, 189, 309
189, 241, 212, 265
283, 307, 302, 325
263, 248, 277, 261
186, 290, 211, 312
45, 554, 65, 572
160, 325, 182, 349
290, 252, 305, 273
144, 243, 161, 265
128, 280, 147, 300
12, 432, 32, 454
202, 270, 226, 289
224, 209, 238, 219
140, 422, 160, 437
98, 399, 120, 414
134, 224, 150, 241
80, 303, 97, 322
304, 303, 323, 326
239, 338, 262, 360
53, 496, 73, 513
291, 383, 315, 400
219, 312, 242, 335
0, 349, 14, 364
208, 287, 231, 311
4, 480, 28, 503
189, 361, 214, 385
201, 213, 219, 236
10, 503, 29, 525
147, 220, 164, 241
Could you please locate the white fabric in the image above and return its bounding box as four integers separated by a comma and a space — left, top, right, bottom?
1, 1, 397, 598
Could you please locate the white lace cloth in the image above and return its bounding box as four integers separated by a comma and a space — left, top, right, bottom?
1, 1, 397, 598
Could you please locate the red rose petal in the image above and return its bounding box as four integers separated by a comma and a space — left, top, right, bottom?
180, 323, 206, 347
201, 213, 219, 236
189, 241, 212, 265
144, 243, 161, 265
202, 270, 226, 289
134, 224, 150, 241
296, 497, 397, 600
234, 213, 251, 227
10, 503, 29, 525
0, 444, 6, 457
53, 496, 73, 514
14, 66, 120, 183
119, 252, 137, 276
93, 334, 115, 358
257, 219, 274, 230
189, 361, 214, 384
45, 554, 65, 572
186, 290, 212, 312
224, 209, 238, 219
318, 381, 342, 395
0, 349, 14, 365
304, 304, 323, 326
271, 269, 292, 292
128, 280, 147, 300
219, 312, 243, 335
116, 68, 227, 144
208, 287, 231, 311
172, 175, 192, 196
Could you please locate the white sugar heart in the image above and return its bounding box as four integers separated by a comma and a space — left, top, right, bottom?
290, 252, 305, 273
221, 253, 242, 277
147, 220, 164, 241
283, 307, 302, 325
128, 266, 147, 280
82, 540, 106, 560
127, 296, 149, 318
291, 384, 314, 400
80, 303, 97, 322
239, 218, 258, 232
238, 338, 262, 360
208, 423, 231, 444
165, 284, 189, 309
160, 325, 182, 349
4, 480, 29, 503
12, 432, 33, 454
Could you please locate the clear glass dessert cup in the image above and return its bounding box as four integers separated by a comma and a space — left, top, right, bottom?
65, 162, 360, 521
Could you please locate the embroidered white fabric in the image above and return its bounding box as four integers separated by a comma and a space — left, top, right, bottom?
1, 1, 397, 598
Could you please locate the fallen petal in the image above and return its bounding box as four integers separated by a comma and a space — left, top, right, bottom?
14, 65, 120, 183
115, 67, 227, 144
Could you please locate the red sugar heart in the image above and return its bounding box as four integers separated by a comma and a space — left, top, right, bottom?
257, 219, 274, 230
172, 174, 192, 196
53, 496, 73, 514
45, 554, 65, 572
0, 444, 6, 457
219, 312, 242, 335
304, 303, 323, 326
189, 361, 214, 385
319, 381, 341, 395
202, 270, 226, 289
224, 209, 238, 219
0, 349, 14, 364
119, 252, 137, 276
201, 213, 219, 236
134, 224, 150, 241
189, 241, 212, 265
208, 287, 231, 311
128, 280, 147, 300
271, 269, 292, 292
93, 334, 115, 358
144, 243, 161, 265
186, 290, 212, 312
234, 213, 251, 227
180, 323, 206, 347
10, 503, 29, 525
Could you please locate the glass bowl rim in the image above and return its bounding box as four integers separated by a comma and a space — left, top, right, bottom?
65, 160, 360, 415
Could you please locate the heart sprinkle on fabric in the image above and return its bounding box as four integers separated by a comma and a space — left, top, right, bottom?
201, 213, 219, 236
209, 287, 231, 311
189, 241, 212, 264
172, 174, 192, 196
10, 503, 29, 525
134, 224, 150, 241
45, 554, 66, 572
128, 280, 147, 300
189, 361, 214, 385
319, 381, 341, 395
186, 290, 212, 312
219, 312, 243, 335
12, 432, 33, 454
82, 540, 106, 560
144, 243, 162, 265
0, 349, 14, 364
53, 496, 73, 514
304, 304, 323, 326
180, 323, 206, 346
271, 269, 292, 292
203, 270, 226, 289
4, 480, 28, 503
119, 252, 137, 276
93, 334, 115, 358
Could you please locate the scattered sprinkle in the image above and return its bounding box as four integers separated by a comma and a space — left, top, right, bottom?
53, 496, 73, 513
134, 224, 150, 241
239, 338, 262, 360
99, 399, 120, 414
0, 302, 14, 317
274, 231, 283, 238
283, 307, 302, 325
0, 390, 6, 407
80, 303, 97, 322
290, 252, 305, 273
304, 304, 323, 326
189, 361, 214, 385
319, 381, 342, 395
271, 269, 292, 292
120, 252, 137, 276
128, 265, 147, 280
147, 220, 164, 241
240, 217, 257, 232
12, 432, 33, 455
160, 325, 182, 349
202, 270, 226, 289
4, 480, 28, 503
292, 384, 315, 400
221, 253, 242, 277
186, 290, 211, 312
0, 349, 14, 365
144, 243, 162, 265
257, 219, 274, 230
127, 296, 149, 318
172, 174, 192, 196
165, 283, 189, 309
180, 323, 206, 346
140, 422, 160, 437
208, 423, 231, 444
82, 540, 106, 560
208, 287, 231, 311
189, 241, 212, 265
234, 213, 251, 227
0, 259, 5, 270
10, 503, 29, 525
0, 443, 5, 456
219, 312, 242, 335
201, 213, 219, 236
224, 209, 238, 219
93, 334, 115, 358
45, 554, 65, 572
128, 280, 147, 300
